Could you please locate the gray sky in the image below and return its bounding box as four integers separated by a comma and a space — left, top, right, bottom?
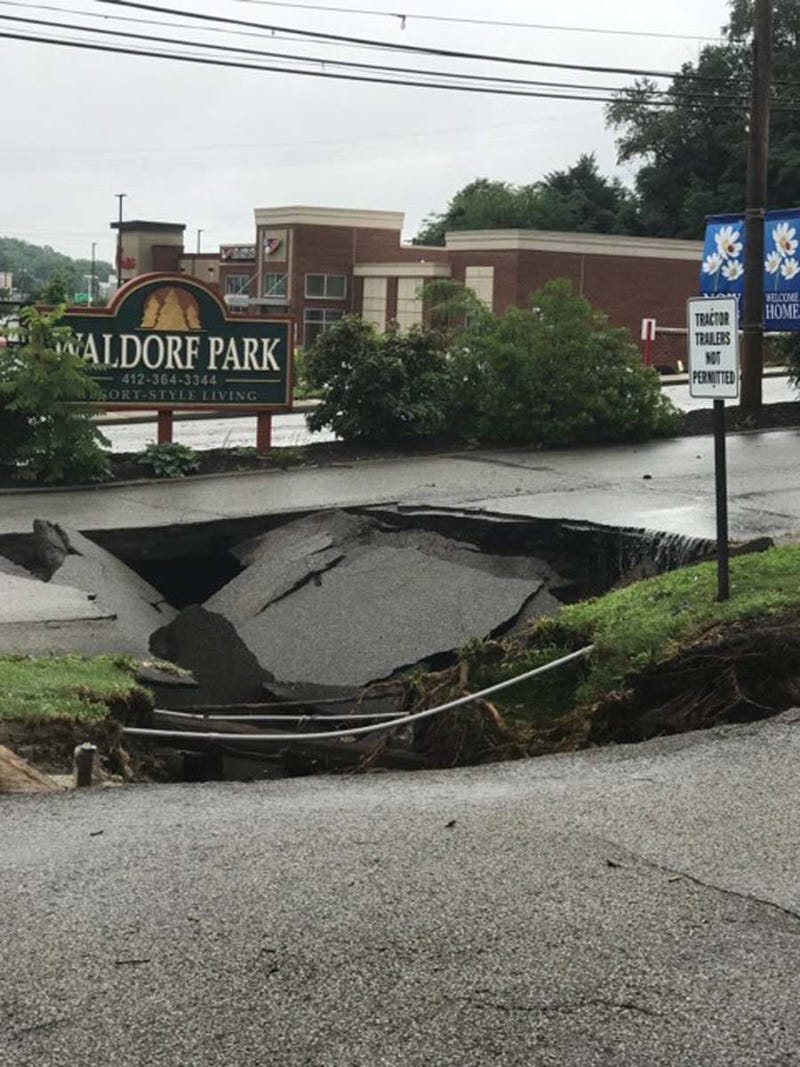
1, 0, 730, 263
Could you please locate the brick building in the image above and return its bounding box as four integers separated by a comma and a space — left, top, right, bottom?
113, 208, 703, 364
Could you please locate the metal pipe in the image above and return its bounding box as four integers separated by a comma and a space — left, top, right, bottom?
124, 646, 594, 744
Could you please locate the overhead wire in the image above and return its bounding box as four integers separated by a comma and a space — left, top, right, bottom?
1, 28, 772, 108
86, 0, 745, 83
0, 11, 757, 105
230, 0, 726, 43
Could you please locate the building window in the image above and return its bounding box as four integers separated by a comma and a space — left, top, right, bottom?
305, 273, 347, 299
464, 266, 494, 310
395, 276, 424, 329
304, 308, 345, 348
362, 276, 388, 330
263, 272, 288, 300
225, 274, 251, 295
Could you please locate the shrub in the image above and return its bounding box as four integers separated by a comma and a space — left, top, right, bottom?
450, 279, 683, 446
136, 442, 199, 478
772, 333, 800, 387
0, 305, 110, 484
304, 316, 457, 444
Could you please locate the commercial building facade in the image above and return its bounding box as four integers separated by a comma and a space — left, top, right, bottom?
113, 206, 703, 364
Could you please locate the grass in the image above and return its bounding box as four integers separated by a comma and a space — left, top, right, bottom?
0, 654, 143, 721
468, 544, 800, 719
561, 544, 800, 701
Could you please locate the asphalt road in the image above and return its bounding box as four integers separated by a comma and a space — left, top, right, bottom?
3, 714, 800, 1066
3, 426, 800, 543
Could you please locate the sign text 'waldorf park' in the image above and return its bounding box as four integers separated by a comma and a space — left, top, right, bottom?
61, 275, 292, 409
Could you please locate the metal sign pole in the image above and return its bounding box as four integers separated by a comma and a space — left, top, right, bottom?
712, 399, 730, 601
686, 295, 739, 604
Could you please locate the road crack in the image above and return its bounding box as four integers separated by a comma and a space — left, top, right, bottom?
601, 839, 800, 925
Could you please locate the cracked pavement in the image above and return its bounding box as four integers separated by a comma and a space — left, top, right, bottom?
3, 713, 800, 1065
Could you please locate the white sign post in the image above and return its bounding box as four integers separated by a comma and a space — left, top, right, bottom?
686, 296, 740, 601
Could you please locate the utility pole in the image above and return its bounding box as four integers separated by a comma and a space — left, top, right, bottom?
196, 228, 203, 254
115, 193, 126, 290
90, 241, 96, 307
740, 0, 773, 413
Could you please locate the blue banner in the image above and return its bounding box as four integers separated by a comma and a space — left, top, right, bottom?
700, 213, 745, 297
763, 209, 800, 329
700, 209, 800, 330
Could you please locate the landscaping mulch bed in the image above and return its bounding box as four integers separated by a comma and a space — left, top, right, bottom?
1, 399, 800, 489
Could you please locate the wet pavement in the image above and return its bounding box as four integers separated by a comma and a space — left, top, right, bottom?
2, 427, 800, 543
3, 714, 800, 1065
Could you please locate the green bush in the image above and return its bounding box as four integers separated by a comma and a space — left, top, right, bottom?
450, 279, 682, 446
304, 316, 457, 444
136, 442, 199, 478
772, 333, 800, 387
0, 305, 110, 484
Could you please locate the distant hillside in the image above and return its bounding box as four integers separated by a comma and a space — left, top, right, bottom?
0, 236, 113, 301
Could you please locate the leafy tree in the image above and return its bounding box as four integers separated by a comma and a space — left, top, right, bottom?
0, 305, 110, 484
415, 155, 640, 244
607, 0, 800, 238
304, 316, 456, 444
449, 279, 682, 446
0, 236, 113, 302
41, 275, 68, 305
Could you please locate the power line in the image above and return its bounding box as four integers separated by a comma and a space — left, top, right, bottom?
0, 12, 756, 104
1, 27, 766, 108
88, 0, 739, 83
231, 0, 725, 43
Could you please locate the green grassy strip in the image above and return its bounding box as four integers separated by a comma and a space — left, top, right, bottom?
561, 544, 800, 700
466, 545, 800, 723
0, 654, 141, 721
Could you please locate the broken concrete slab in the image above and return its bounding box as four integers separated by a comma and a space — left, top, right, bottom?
235, 543, 542, 687
150, 605, 272, 707
19, 521, 177, 657
181, 510, 566, 694
0, 572, 111, 626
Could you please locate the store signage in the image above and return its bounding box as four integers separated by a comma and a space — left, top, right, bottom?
221, 245, 256, 261
686, 296, 739, 399
61, 274, 292, 410
700, 208, 800, 330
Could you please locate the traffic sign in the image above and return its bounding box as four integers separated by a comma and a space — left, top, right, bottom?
686, 296, 739, 400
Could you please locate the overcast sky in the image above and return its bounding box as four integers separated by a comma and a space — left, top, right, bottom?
2, 0, 730, 262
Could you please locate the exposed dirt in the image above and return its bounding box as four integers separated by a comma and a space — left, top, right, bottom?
394, 612, 800, 769
0, 717, 131, 779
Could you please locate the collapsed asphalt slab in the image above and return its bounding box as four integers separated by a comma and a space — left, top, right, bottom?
152, 509, 564, 700
0, 521, 175, 657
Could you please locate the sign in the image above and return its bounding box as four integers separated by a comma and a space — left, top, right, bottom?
73, 293, 90, 305
61, 273, 292, 410
700, 209, 800, 330
763, 210, 800, 328
220, 245, 256, 262
687, 296, 739, 399
640, 317, 656, 341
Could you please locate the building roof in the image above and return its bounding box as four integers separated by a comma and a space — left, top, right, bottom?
254, 206, 405, 230
110, 220, 186, 233
445, 229, 703, 261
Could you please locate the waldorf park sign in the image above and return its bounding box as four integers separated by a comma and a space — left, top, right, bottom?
61, 274, 292, 409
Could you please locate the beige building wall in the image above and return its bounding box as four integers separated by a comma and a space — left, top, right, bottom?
362, 276, 388, 329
